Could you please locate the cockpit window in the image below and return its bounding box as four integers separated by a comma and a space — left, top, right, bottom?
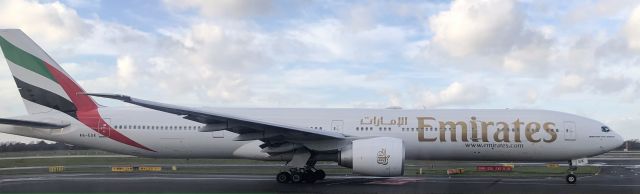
601, 126, 611, 132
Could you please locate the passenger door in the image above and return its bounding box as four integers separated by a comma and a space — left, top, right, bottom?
564, 121, 576, 141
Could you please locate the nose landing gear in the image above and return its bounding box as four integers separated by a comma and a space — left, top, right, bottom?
566, 160, 578, 184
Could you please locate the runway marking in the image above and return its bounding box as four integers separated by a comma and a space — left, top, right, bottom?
324, 178, 367, 185
412, 179, 640, 187
0, 176, 273, 183
2, 174, 639, 188
365, 178, 420, 185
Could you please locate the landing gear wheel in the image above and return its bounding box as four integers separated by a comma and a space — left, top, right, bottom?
292, 173, 303, 183
276, 172, 291, 183
304, 172, 317, 183
315, 169, 326, 180
566, 174, 577, 184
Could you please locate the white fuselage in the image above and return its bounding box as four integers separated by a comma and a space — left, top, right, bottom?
0, 107, 624, 162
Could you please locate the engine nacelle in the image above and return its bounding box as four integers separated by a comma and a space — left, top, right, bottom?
338, 137, 405, 176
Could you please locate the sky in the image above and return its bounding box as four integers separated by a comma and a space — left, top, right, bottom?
0, 0, 639, 143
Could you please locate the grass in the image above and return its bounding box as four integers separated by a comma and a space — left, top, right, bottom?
0, 150, 115, 157
0, 157, 283, 168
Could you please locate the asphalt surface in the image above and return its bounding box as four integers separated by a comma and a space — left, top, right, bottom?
1, 153, 639, 194
0, 164, 639, 194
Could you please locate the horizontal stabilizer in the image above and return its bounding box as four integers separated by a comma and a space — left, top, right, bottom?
0, 118, 69, 129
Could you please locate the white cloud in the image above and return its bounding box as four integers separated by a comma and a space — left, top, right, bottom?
62, 0, 101, 9
566, 0, 638, 22
555, 73, 585, 93
429, 0, 523, 57
0, 0, 90, 52
73, 22, 156, 57
419, 82, 490, 108
344, 5, 376, 32
591, 76, 632, 94
425, 0, 557, 75
522, 89, 539, 104
163, 0, 273, 18
116, 56, 137, 87
625, 5, 640, 51
285, 19, 413, 63
1, 0, 640, 142
502, 41, 553, 74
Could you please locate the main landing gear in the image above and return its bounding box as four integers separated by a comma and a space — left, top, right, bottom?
566, 160, 578, 184
276, 167, 326, 184
276, 148, 325, 184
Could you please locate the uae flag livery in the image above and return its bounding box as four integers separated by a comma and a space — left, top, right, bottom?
0, 29, 154, 152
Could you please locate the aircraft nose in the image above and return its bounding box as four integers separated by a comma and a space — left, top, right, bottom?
601, 125, 624, 151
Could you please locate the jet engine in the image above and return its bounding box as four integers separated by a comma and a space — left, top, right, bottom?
338, 137, 405, 176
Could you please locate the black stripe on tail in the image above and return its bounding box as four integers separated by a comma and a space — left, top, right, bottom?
14, 77, 77, 118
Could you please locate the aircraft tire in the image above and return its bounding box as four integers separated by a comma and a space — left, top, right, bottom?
566, 174, 577, 184
315, 169, 326, 180
276, 172, 292, 183
292, 173, 303, 183
303, 173, 317, 183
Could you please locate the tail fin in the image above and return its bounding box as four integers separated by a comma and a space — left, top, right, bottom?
0, 29, 97, 118
0, 30, 155, 152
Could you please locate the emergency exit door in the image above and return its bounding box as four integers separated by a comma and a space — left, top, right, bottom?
331, 120, 343, 132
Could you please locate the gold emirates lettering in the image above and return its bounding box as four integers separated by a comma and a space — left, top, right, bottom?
417, 117, 558, 143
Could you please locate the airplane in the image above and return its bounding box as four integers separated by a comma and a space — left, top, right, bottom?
0, 29, 624, 184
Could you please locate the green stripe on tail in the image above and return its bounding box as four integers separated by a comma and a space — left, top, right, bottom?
0, 36, 55, 81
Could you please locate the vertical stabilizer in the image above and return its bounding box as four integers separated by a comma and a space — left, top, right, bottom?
0, 29, 97, 118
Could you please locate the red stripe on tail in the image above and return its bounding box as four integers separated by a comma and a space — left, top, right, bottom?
44, 62, 155, 152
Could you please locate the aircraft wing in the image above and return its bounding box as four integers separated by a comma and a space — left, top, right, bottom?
85, 93, 347, 142
0, 118, 69, 129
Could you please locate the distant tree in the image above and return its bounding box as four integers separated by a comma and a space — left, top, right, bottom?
0, 141, 89, 152
616, 139, 640, 151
